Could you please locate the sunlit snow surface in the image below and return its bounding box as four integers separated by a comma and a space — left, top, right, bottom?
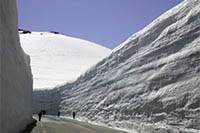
20, 32, 111, 89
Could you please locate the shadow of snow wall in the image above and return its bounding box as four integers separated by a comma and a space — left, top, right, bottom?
0, 0, 33, 132
33, 88, 62, 115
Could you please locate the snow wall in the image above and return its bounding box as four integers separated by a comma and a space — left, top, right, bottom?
34, 0, 200, 132
33, 89, 61, 115
0, 0, 33, 133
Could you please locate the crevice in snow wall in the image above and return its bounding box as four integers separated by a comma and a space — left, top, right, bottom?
0, 0, 33, 133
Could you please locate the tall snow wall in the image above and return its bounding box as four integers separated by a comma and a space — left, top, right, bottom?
57, 0, 200, 131
0, 0, 33, 133
33, 0, 200, 132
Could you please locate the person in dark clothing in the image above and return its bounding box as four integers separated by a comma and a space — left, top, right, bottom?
57, 111, 60, 117
72, 112, 76, 119
41, 110, 46, 115
38, 111, 42, 121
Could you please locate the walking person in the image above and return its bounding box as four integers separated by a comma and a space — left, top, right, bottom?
38, 111, 42, 121
72, 112, 76, 119
57, 111, 60, 117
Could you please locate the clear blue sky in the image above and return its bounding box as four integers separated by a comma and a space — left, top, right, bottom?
17, 0, 183, 49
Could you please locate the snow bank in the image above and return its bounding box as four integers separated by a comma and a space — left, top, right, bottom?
35, 0, 200, 132
0, 0, 33, 133
19, 32, 111, 115
19, 32, 111, 89
33, 88, 61, 115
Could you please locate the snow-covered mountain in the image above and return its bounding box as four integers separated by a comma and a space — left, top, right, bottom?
0, 1, 33, 133
19, 31, 111, 89
33, 0, 200, 132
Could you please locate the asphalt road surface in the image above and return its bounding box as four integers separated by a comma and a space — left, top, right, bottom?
31, 115, 128, 133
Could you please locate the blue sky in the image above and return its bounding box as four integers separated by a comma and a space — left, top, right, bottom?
17, 0, 183, 49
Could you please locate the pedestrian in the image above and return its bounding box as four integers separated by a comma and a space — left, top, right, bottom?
58, 111, 60, 117
72, 112, 76, 119
38, 111, 42, 121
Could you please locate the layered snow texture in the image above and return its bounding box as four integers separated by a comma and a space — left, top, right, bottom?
34, 0, 200, 132
0, 0, 33, 133
19, 32, 111, 89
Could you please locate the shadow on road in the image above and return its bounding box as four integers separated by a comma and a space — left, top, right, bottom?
20, 118, 37, 133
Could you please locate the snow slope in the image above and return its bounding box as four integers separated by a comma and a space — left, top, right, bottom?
34, 0, 200, 132
19, 32, 111, 89
0, 0, 33, 133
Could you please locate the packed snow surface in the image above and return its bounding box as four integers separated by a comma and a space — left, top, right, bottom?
0, 0, 33, 133
34, 0, 200, 132
20, 32, 111, 89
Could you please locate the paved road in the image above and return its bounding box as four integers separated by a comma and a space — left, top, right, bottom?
31, 116, 128, 133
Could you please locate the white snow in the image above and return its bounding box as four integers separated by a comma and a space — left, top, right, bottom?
0, 1, 33, 133
19, 32, 111, 89
33, 0, 200, 132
